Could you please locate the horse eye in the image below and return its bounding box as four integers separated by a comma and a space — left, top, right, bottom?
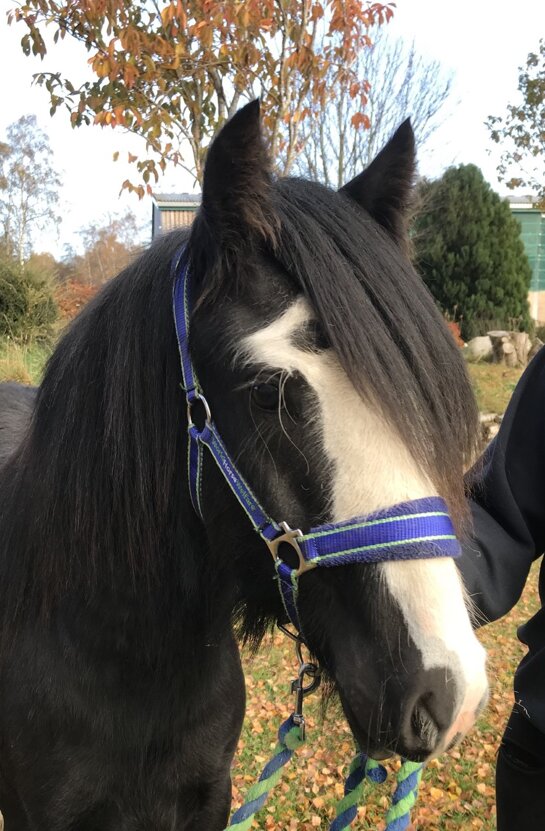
251, 382, 280, 411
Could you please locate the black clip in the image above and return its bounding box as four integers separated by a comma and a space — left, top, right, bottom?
290, 657, 321, 741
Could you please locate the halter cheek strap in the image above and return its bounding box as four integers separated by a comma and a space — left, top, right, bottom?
172, 245, 461, 634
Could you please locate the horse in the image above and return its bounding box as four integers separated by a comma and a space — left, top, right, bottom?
0, 100, 488, 831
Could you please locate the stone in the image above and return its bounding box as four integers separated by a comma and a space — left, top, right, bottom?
465, 336, 493, 362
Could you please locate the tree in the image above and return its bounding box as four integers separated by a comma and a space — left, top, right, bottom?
0, 115, 61, 266
62, 212, 142, 285
413, 164, 532, 341
486, 38, 545, 204
9, 0, 393, 190
295, 26, 453, 187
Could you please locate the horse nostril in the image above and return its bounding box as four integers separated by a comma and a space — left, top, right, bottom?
399, 677, 458, 761
409, 695, 440, 750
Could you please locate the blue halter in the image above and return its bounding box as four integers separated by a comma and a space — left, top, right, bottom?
172, 246, 460, 633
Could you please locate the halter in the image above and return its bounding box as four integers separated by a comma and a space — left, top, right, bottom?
172, 245, 460, 633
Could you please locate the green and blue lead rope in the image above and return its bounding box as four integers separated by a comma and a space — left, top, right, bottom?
226, 717, 423, 831
227, 715, 304, 831
385, 760, 424, 830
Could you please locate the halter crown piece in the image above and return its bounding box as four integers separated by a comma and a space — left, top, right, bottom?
172, 244, 461, 633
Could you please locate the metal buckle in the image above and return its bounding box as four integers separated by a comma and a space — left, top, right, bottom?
266, 521, 316, 576
186, 391, 212, 430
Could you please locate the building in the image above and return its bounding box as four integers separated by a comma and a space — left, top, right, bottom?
508, 195, 545, 322
151, 191, 545, 323
152, 193, 201, 238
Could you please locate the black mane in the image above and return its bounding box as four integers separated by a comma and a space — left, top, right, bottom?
270, 177, 479, 523
0, 230, 209, 640
0, 176, 478, 636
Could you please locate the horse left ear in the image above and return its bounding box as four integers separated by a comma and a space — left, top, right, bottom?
199, 99, 277, 251
340, 119, 416, 247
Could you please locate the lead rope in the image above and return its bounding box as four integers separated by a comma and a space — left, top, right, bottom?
225, 637, 423, 831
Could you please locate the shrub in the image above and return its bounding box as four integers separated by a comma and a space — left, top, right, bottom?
0, 258, 58, 342
414, 165, 532, 342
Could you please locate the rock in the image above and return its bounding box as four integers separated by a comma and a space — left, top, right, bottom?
465, 336, 493, 362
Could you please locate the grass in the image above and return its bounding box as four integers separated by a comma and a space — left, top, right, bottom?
467, 363, 523, 414
0, 332, 531, 829
0, 334, 523, 418
233, 569, 540, 830
0, 339, 53, 386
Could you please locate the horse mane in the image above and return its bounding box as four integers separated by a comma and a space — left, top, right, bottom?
0, 175, 478, 636
0, 229, 212, 638
191, 175, 479, 527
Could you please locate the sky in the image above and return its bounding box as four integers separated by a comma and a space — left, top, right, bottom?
0, 0, 543, 258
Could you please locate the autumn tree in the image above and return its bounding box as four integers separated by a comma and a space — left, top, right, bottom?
0, 115, 61, 267
413, 165, 532, 341
487, 38, 545, 204
9, 0, 393, 191
62, 212, 143, 285
296, 27, 453, 187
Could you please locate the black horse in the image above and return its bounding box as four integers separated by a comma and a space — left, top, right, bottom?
0, 102, 487, 830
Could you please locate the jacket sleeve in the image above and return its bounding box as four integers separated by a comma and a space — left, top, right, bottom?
458, 347, 545, 623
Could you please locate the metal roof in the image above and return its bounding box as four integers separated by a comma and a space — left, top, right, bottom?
153, 192, 201, 205
506, 194, 538, 207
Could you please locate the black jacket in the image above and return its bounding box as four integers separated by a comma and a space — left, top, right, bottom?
459, 347, 545, 742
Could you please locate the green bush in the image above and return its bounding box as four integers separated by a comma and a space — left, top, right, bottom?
0, 258, 58, 342
414, 165, 532, 342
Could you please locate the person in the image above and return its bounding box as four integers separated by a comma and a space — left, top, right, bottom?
459, 346, 545, 830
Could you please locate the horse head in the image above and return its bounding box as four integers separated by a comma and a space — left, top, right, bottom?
185, 100, 488, 763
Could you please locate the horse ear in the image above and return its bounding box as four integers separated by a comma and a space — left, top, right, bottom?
199, 99, 277, 250
340, 119, 416, 247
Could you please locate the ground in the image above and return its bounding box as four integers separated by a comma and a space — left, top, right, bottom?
0, 349, 537, 830
467, 364, 524, 415
233, 570, 539, 830
0, 345, 527, 412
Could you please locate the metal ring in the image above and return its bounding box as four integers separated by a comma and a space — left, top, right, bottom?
266, 521, 316, 577
187, 392, 212, 429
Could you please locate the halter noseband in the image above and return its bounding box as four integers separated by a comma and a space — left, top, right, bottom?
172, 245, 460, 633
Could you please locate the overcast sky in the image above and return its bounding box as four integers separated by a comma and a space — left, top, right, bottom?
0, 0, 543, 257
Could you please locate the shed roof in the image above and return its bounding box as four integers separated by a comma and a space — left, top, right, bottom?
153, 192, 201, 206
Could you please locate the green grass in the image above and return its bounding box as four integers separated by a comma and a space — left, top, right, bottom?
1, 334, 523, 418
467, 363, 523, 414
0, 339, 53, 386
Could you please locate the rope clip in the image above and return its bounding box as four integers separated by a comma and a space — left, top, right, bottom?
286, 636, 321, 741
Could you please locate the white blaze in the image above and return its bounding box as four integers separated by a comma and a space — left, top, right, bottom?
244, 297, 487, 752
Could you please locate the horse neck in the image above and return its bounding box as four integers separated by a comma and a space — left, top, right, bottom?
0, 243, 239, 665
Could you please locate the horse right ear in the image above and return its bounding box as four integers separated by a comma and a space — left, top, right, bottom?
196, 100, 278, 262
340, 120, 416, 248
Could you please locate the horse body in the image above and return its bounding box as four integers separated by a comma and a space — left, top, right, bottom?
0, 352, 244, 831
0, 102, 487, 830
0, 384, 35, 466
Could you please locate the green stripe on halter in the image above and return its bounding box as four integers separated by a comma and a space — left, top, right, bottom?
310, 533, 457, 565
302, 511, 450, 541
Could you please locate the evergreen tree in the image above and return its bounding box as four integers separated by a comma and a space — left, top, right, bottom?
413, 164, 532, 340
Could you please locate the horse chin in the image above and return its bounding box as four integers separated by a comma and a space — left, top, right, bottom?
337, 693, 395, 762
